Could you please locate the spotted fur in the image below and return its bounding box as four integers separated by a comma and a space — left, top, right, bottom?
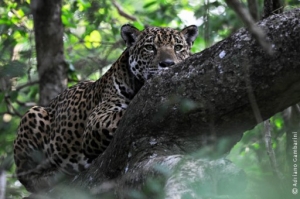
13, 24, 198, 192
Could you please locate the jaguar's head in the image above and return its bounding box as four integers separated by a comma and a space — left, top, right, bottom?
121, 24, 198, 81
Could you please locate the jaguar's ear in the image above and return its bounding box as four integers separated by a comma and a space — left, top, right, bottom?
121, 24, 141, 47
180, 25, 198, 47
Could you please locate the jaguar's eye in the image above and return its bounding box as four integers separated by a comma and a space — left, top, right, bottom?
145, 45, 155, 51
174, 45, 183, 51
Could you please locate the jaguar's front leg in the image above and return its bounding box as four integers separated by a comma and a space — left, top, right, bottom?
82, 101, 126, 160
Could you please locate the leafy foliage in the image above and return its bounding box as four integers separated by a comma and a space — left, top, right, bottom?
0, 0, 299, 198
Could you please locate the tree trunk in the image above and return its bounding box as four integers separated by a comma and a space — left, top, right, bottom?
263, 0, 283, 18
247, 0, 259, 21
31, 0, 68, 106
40, 8, 300, 199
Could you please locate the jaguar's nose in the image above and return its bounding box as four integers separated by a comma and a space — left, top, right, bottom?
158, 59, 175, 68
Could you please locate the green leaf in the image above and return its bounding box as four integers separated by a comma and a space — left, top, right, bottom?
252, 142, 260, 150
274, 117, 283, 129
84, 30, 101, 48
77, 0, 91, 11
0, 61, 26, 77
16, 9, 25, 18
28, 85, 39, 99
143, 1, 157, 8
10, 91, 18, 101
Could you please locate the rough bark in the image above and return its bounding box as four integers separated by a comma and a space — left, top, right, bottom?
38, 9, 300, 199
31, 0, 68, 106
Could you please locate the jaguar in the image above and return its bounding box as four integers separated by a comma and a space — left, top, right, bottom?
13, 24, 198, 192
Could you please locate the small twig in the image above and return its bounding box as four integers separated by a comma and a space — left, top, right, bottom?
225, 0, 273, 55
263, 120, 284, 180
4, 96, 22, 117
16, 80, 39, 91
16, 100, 36, 107
112, 0, 137, 21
